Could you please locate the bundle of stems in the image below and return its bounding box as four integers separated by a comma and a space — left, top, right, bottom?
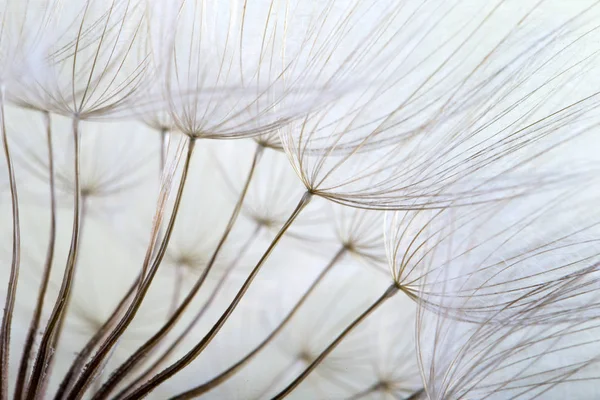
2, 1, 600, 399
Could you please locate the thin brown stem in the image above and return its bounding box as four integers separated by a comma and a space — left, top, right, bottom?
170, 246, 348, 399
26, 117, 82, 400
92, 145, 264, 400
270, 284, 399, 400
14, 112, 56, 400
41, 196, 90, 398
0, 86, 21, 400
115, 225, 263, 399
53, 274, 141, 399
121, 191, 313, 400
64, 137, 196, 400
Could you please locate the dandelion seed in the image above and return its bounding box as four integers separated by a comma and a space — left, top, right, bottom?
280, 1, 600, 210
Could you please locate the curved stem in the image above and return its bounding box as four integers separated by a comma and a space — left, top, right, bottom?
0, 86, 21, 400
41, 196, 90, 397
121, 191, 313, 400
14, 112, 56, 400
64, 137, 196, 400
54, 274, 141, 399
92, 145, 263, 400
26, 117, 82, 400
170, 246, 347, 399
115, 225, 263, 399
270, 284, 399, 400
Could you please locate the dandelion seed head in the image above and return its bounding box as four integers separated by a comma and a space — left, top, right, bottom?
1, 1, 600, 399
